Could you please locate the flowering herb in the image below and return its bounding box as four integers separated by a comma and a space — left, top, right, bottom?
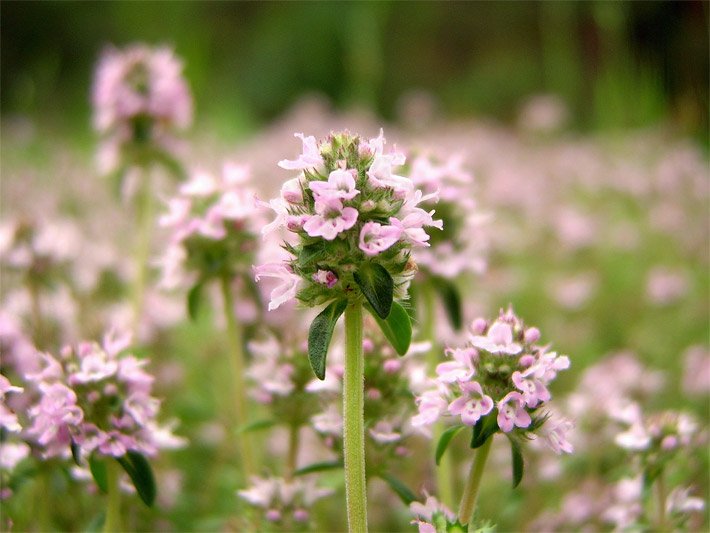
256, 129, 439, 532
413, 306, 572, 526
24, 330, 184, 512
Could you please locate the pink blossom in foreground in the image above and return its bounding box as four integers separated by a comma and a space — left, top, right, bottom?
309, 168, 360, 201
358, 221, 402, 256
497, 391, 532, 432
302, 198, 358, 240
253, 263, 301, 311
278, 133, 324, 170
448, 381, 494, 426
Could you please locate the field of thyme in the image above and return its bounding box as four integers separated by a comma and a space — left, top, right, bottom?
1, 5, 708, 533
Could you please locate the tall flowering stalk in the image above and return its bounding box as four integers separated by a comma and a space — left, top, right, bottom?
92, 44, 192, 333
158, 162, 264, 479
255, 130, 439, 531
413, 307, 572, 529
407, 152, 488, 507
24, 330, 184, 532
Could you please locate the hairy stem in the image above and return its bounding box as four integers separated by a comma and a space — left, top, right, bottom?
421, 281, 455, 508
458, 435, 493, 526
221, 276, 256, 480
285, 423, 300, 480
344, 303, 368, 532
131, 172, 155, 335
656, 469, 668, 532
103, 461, 122, 533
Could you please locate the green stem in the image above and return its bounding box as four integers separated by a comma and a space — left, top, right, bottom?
285, 423, 300, 480
343, 303, 368, 533
103, 461, 122, 533
220, 276, 256, 480
421, 281, 455, 508
458, 435, 493, 527
655, 469, 668, 532
131, 170, 155, 335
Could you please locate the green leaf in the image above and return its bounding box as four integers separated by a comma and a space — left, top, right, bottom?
89, 456, 108, 494
294, 460, 343, 476
353, 263, 393, 319
471, 411, 498, 449
236, 419, 276, 434
308, 299, 348, 380
379, 472, 417, 505
116, 451, 156, 507
299, 242, 327, 266
71, 440, 82, 466
187, 281, 204, 321
431, 276, 463, 330
435, 425, 466, 466
367, 301, 412, 356
510, 438, 524, 488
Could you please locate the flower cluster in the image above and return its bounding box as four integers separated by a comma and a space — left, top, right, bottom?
237, 475, 333, 529
409, 493, 457, 533
24, 330, 184, 460
412, 307, 572, 452
92, 44, 192, 173
255, 130, 440, 310
158, 162, 264, 292
406, 153, 487, 279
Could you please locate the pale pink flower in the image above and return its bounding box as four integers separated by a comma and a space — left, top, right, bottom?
312, 269, 338, 288
0, 442, 30, 471
615, 423, 651, 451
410, 493, 456, 531
368, 420, 402, 444
278, 133, 323, 170
302, 198, 358, 240
512, 367, 551, 407
412, 388, 448, 427
358, 221, 402, 256
471, 320, 522, 355
682, 345, 710, 395
497, 391, 531, 432
666, 486, 705, 515
367, 153, 412, 195
435, 347, 477, 383
281, 176, 304, 204
309, 168, 360, 201
0, 375, 23, 432
253, 262, 301, 311
448, 381, 494, 426
538, 415, 574, 454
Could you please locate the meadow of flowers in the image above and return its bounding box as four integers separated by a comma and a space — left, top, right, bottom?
1, 44, 708, 533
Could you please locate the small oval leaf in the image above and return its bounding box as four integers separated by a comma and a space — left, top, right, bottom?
187, 282, 204, 321
368, 301, 412, 356
89, 455, 108, 494
471, 411, 499, 449
379, 472, 417, 505
432, 276, 463, 330
308, 300, 348, 380
116, 451, 156, 507
294, 460, 343, 476
353, 263, 393, 319
435, 425, 466, 466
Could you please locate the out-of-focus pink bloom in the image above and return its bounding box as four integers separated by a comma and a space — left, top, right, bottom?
0, 375, 24, 432
666, 486, 705, 515
311, 404, 343, 436
367, 153, 412, 195
309, 168, 360, 201
253, 263, 301, 311
368, 420, 402, 444
497, 391, 531, 432
682, 345, 710, 395
538, 415, 574, 454
471, 320, 521, 355
278, 133, 324, 170
409, 493, 456, 532
302, 198, 358, 240
646, 267, 689, 306
615, 423, 651, 451
412, 387, 449, 427
281, 176, 304, 204
448, 381, 494, 426
358, 221, 402, 256
0, 442, 30, 471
